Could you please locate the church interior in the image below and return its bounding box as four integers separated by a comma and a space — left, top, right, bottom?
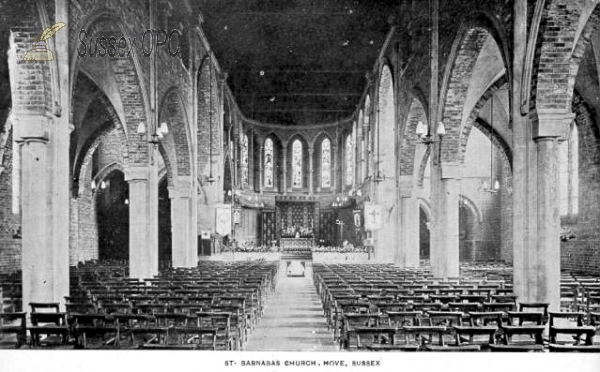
0, 0, 600, 353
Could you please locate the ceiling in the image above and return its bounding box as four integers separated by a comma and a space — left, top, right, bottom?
193, 0, 400, 125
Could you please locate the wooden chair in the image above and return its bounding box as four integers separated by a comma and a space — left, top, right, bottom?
148, 327, 217, 350
453, 312, 502, 348
70, 313, 120, 349
355, 326, 417, 351
0, 312, 27, 348
491, 311, 546, 352
402, 325, 447, 350
547, 312, 598, 351
196, 312, 234, 350
518, 302, 549, 324
341, 313, 381, 349
29, 303, 70, 347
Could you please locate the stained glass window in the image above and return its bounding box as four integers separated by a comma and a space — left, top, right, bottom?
292, 140, 302, 188
264, 138, 274, 188
321, 138, 331, 188
345, 134, 353, 186
241, 134, 249, 187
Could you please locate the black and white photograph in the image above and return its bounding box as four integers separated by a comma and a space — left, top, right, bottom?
0, 1, 600, 371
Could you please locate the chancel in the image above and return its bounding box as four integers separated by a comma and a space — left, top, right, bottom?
1, 0, 600, 354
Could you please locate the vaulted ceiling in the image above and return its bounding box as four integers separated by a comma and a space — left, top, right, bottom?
193, 0, 400, 125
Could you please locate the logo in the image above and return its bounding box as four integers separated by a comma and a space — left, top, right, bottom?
23, 22, 66, 62
77, 28, 181, 58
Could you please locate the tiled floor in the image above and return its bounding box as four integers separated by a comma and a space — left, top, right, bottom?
245, 274, 338, 351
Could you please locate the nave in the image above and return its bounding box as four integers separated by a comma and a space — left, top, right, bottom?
1, 259, 600, 352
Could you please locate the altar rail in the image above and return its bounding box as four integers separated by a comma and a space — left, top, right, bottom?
204, 252, 371, 263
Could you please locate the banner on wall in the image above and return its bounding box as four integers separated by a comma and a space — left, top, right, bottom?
353, 209, 362, 228
215, 204, 232, 236
363, 203, 383, 231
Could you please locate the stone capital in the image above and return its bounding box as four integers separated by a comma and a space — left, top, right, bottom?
124, 166, 150, 182
12, 114, 51, 144
440, 163, 463, 180
398, 175, 414, 197
532, 109, 575, 140
168, 186, 192, 199
168, 177, 194, 198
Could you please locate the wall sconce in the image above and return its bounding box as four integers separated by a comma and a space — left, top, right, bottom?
481, 179, 500, 194
137, 121, 169, 149
374, 170, 386, 183
416, 121, 445, 144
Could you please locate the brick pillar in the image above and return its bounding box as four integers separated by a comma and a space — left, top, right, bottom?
282, 142, 288, 194
125, 165, 159, 279
169, 177, 197, 267
309, 147, 314, 195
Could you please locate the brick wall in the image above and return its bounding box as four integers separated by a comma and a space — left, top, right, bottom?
0, 131, 21, 275
560, 94, 600, 274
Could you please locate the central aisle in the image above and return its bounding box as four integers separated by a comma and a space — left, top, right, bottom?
245, 273, 338, 351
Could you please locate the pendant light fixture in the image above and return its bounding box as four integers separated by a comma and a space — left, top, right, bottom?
416, 0, 445, 145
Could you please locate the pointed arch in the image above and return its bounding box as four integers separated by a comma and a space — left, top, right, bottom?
159, 87, 192, 178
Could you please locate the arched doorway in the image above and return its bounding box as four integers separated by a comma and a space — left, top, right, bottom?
96, 170, 129, 260
158, 177, 172, 266
419, 205, 430, 260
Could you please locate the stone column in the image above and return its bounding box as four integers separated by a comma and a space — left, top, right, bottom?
398, 176, 420, 266
513, 111, 569, 310
308, 147, 314, 195
169, 177, 197, 267
332, 144, 338, 192
430, 163, 461, 279
530, 136, 561, 309
249, 132, 254, 190
258, 143, 264, 194
361, 127, 368, 181
282, 143, 288, 194
15, 113, 70, 311
356, 128, 363, 185
125, 165, 159, 279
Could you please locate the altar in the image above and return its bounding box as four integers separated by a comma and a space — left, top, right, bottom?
280, 238, 314, 251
